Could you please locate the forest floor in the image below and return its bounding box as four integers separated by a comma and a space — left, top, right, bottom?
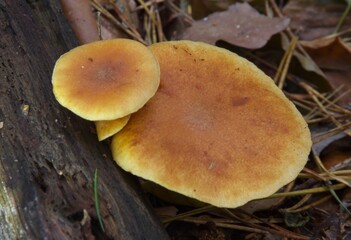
59, 0, 351, 239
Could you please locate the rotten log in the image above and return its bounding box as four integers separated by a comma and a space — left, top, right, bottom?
0, 1, 169, 239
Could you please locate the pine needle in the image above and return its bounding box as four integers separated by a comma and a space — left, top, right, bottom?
274, 36, 298, 89
162, 205, 215, 223
268, 183, 346, 198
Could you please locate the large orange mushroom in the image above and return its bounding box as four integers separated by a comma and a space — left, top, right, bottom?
111, 41, 311, 208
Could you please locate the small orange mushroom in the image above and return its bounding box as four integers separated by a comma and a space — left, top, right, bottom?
95, 115, 130, 141
52, 39, 160, 121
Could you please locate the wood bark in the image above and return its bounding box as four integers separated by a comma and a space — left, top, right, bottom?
0, 1, 169, 239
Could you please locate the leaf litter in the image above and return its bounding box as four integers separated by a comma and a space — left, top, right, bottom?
59, 0, 351, 239
301, 37, 351, 105
283, 0, 351, 40
180, 2, 290, 49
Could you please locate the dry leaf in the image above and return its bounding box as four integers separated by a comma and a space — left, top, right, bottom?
279, 33, 332, 92
313, 131, 347, 156
61, 0, 139, 43
283, 0, 351, 40
189, 0, 235, 19
189, 0, 267, 19
200, 0, 234, 11
320, 136, 351, 170
301, 37, 351, 104
180, 3, 290, 49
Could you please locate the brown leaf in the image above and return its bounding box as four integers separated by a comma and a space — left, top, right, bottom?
313, 130, 347, 156
189, 0, 234, 19
301, 37, 351, 104
319, 136, 351, 170
200, 0, 234, 11
279, 33, 332, 92
283, 0, 351, 40
180, 3, 290, 49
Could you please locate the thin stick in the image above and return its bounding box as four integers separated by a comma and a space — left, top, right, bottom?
325, 27, 351, 38
299, 170, 351, 178
286, 195, 332, 213
301, 83, 351, 138
278, 36, 298, 89
302, 167, 327, 181
181, 217, 269, 234
144, 14, 151, 44
166, 0, 194, 24
292, 100, 314, 112
312, 121, 351, 143
267, 0, 325, 78
281, 194, 312, 212
267, 183, 346, 198
155, 7, 167, 42
97, 11, 102, 40
226, 209, 309, 240
162, 205, 215, 223
307, 116, 347, 124
305, 85, 345, 120
134, 0, 164, 11
275, 36, 298, 89
334, 2, 351, 33
150, 6, 157, 43
109, 0, 144, 42
175, 216, 284, 225
136, 0, 157, 24
302, 83, 351, 116
311, 148, 351, 188
241, 49, 300, 87
273, 181, 296, 208
90, 0, 147, 44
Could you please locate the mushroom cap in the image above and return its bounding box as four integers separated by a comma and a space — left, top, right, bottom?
95, 115, 131, 141
111, 41, 311, 208
52, 39, 160, 121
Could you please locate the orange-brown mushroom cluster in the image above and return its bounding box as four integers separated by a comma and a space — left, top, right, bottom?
52, 39, 312, 208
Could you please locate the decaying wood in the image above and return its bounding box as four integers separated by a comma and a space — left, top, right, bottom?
0, 1, 168, 239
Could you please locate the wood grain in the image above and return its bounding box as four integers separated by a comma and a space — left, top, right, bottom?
0, 1, 168, 239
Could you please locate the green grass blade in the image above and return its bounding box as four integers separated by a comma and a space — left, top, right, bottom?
334, 0, 351, 33
94, 169, 105, 232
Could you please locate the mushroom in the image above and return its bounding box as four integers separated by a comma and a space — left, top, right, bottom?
111, 40, 311, 208
95, 115, 130, 141
52, 39, 160, 121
